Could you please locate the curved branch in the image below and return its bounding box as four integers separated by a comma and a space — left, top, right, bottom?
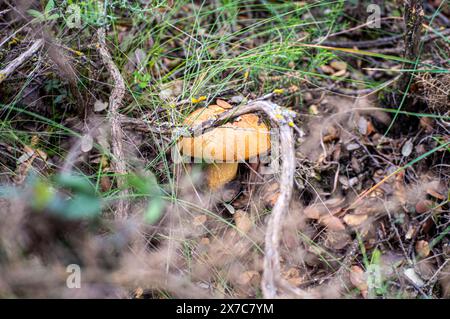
97, 26, 129, 220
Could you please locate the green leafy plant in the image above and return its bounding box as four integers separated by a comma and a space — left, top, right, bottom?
45, 173, 102, 219
127, 173, 165, 224
133, 72, 152, 89
365, 248, 387, 297
28, 0, 61, 23
0, 173, 101, 220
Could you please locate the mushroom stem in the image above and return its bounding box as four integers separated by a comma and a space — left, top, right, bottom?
206, 162, 239, 190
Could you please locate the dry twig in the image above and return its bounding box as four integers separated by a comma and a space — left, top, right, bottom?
97, 26, 129, 220
320, 28, 449, 49
0, 38, 43, 84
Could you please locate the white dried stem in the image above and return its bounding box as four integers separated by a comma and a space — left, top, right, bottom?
0, 39, 43, 84
97, 26, 129, 220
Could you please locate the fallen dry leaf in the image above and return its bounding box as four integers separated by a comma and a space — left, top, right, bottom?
237, 271, 260, 286
324, 230, 351, 250
100, 175, 112, 192
319, 215, 345, 231
343, 214, 368, 226
216, 99, 233, 109
94, 99, 108, 112
426, 187, 445, 201
415, 240, 430, 258
320, 65, 334, 74
349, 265, 368, 294
324, 197, 346, 207
332, 69, 346, 77
134, 287, 144, 299
282, 267, 303, 286
415, 199, 434, 214
354, 204, 380, 215
308, 104, 319, 115
366, 120, 375, 135
404, 268, 425, 287
14, 143, 48, 184
330, 60, 347, 71
323, 126, 340, 143
401, 139, 413, 157
419, 117, 434, 133
193, 215, 207, 226
81, 134, 94, 153
304, 205, 321, 219
421, 218, 434, 235
357, 116, 368, 135
405, 226, 416, 240
230, 95, 244, 104
234, 210, 253, 234
263, 182, 280, 207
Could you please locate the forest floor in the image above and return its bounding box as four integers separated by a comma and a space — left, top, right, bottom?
0, 0, 449, 299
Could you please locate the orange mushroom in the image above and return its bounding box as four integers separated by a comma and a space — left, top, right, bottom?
179, 103, 271, 190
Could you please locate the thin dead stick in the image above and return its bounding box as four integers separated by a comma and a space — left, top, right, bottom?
404, 0, 424, 62
97, 26, 129, 220
323, 17, 402, 39
398, 0, 424, 109
320, 27, 449, 49
320, 34, 403, 49
119, 115, 174, 134
0, 38, 44, 84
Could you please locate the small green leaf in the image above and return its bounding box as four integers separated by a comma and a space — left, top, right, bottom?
45, 192, 101, 220
127, 173, 158, 195
127, 173, 163, 224
370, 248, 382, 265
54, 174, 96, 195
27, 9, 44, 19
144, 197, 164, 224
47, 13, 61, 20
127, 174, 151, 194
45, 0, 55, 14
57, 194, 101, 220
32, 180, 54, 210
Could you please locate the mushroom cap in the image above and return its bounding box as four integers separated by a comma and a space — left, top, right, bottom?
180, 104, 271, 162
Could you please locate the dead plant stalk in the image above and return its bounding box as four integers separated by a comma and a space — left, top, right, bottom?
0, 38, 44, 84
97, 25, 129, 220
